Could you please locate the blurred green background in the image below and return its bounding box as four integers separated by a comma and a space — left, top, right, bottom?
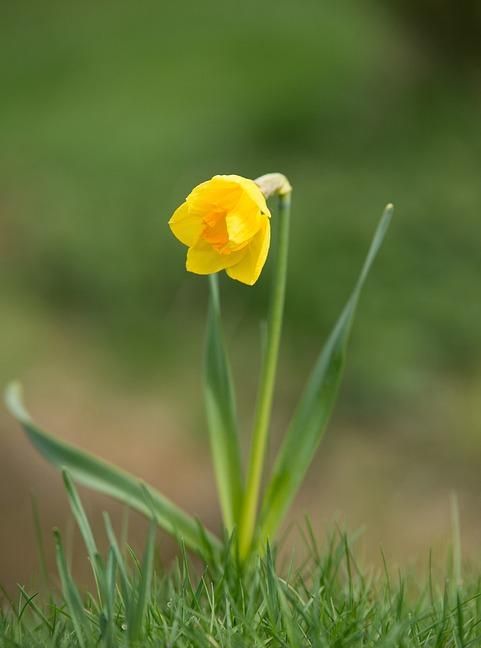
1, 0, 481, 590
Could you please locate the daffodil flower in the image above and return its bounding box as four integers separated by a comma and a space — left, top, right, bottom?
6, 168, 392, 566
169, 174, 271, 285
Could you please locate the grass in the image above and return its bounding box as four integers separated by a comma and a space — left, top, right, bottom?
2, 482, 481, 647
3, 536, 481, 648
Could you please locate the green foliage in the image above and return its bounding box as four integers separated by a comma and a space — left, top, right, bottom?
259, 205, 393, 544
203, 275, 243, 532
4, 383, 222, 561
5, 202, 391, 561
2, 489, 481, 647
53, 529, 88, 648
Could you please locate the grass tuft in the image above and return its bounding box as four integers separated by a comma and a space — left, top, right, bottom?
2, 522, 481, 646
2, 483, 481, 647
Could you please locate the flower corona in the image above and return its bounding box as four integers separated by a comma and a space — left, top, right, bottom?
169, 174, 271, 285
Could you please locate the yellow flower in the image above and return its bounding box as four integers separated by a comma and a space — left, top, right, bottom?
169, 174, 271, 285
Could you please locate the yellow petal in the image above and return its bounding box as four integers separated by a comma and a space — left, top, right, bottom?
226, 217, 270, 285
188, 175, 270, 217
169, 202, 203, 247
225, 191, 264, 246
186, 239, 244, 275
218, 175, 270, 215
187, 177, 241, 215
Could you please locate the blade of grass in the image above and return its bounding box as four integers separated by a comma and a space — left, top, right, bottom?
259, 205, 393, 544
204, 274, 243, 531
5, 383, 222, 562
102, 548, 117, 648
103, 512, 130, 596
130, 519, 156, 643
62, 470, 104, 602
450, 492, 462, 588
54, 528, 87, 648
17, 585, 54, 633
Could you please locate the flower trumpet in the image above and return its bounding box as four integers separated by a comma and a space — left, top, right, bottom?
169, 174, 272, 285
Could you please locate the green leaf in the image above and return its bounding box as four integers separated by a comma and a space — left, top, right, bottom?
259, 204, 393, 543
103, 512, 130, 596
203, 274, 243, 531
130, 517, 156, 642
54, 528, 87, 648
5, 383, 222, 562
62, 470, 99, 565
62, 470, 105, 603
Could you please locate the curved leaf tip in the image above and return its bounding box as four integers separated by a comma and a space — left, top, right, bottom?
4, 380, 222, 560
4, 381, 31, 423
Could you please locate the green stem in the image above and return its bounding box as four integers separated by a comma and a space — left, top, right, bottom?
238, 191, 291, 560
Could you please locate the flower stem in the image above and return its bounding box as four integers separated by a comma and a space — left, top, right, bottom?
238, 189, 291, 560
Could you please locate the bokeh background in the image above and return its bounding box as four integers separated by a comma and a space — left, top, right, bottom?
1, 1, 481, 591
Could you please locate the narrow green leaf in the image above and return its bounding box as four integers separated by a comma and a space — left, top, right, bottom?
130, 518, 156, 642
62, 470, 106, 604
103, 512, 130, 595
259, 205, 393, 543
203, 274, 243, 531
94, 547, 117, 648
5, 383, 222, 562
62, 470, 98, 559
54, 528, 87, 648
17, 585, 54, 633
